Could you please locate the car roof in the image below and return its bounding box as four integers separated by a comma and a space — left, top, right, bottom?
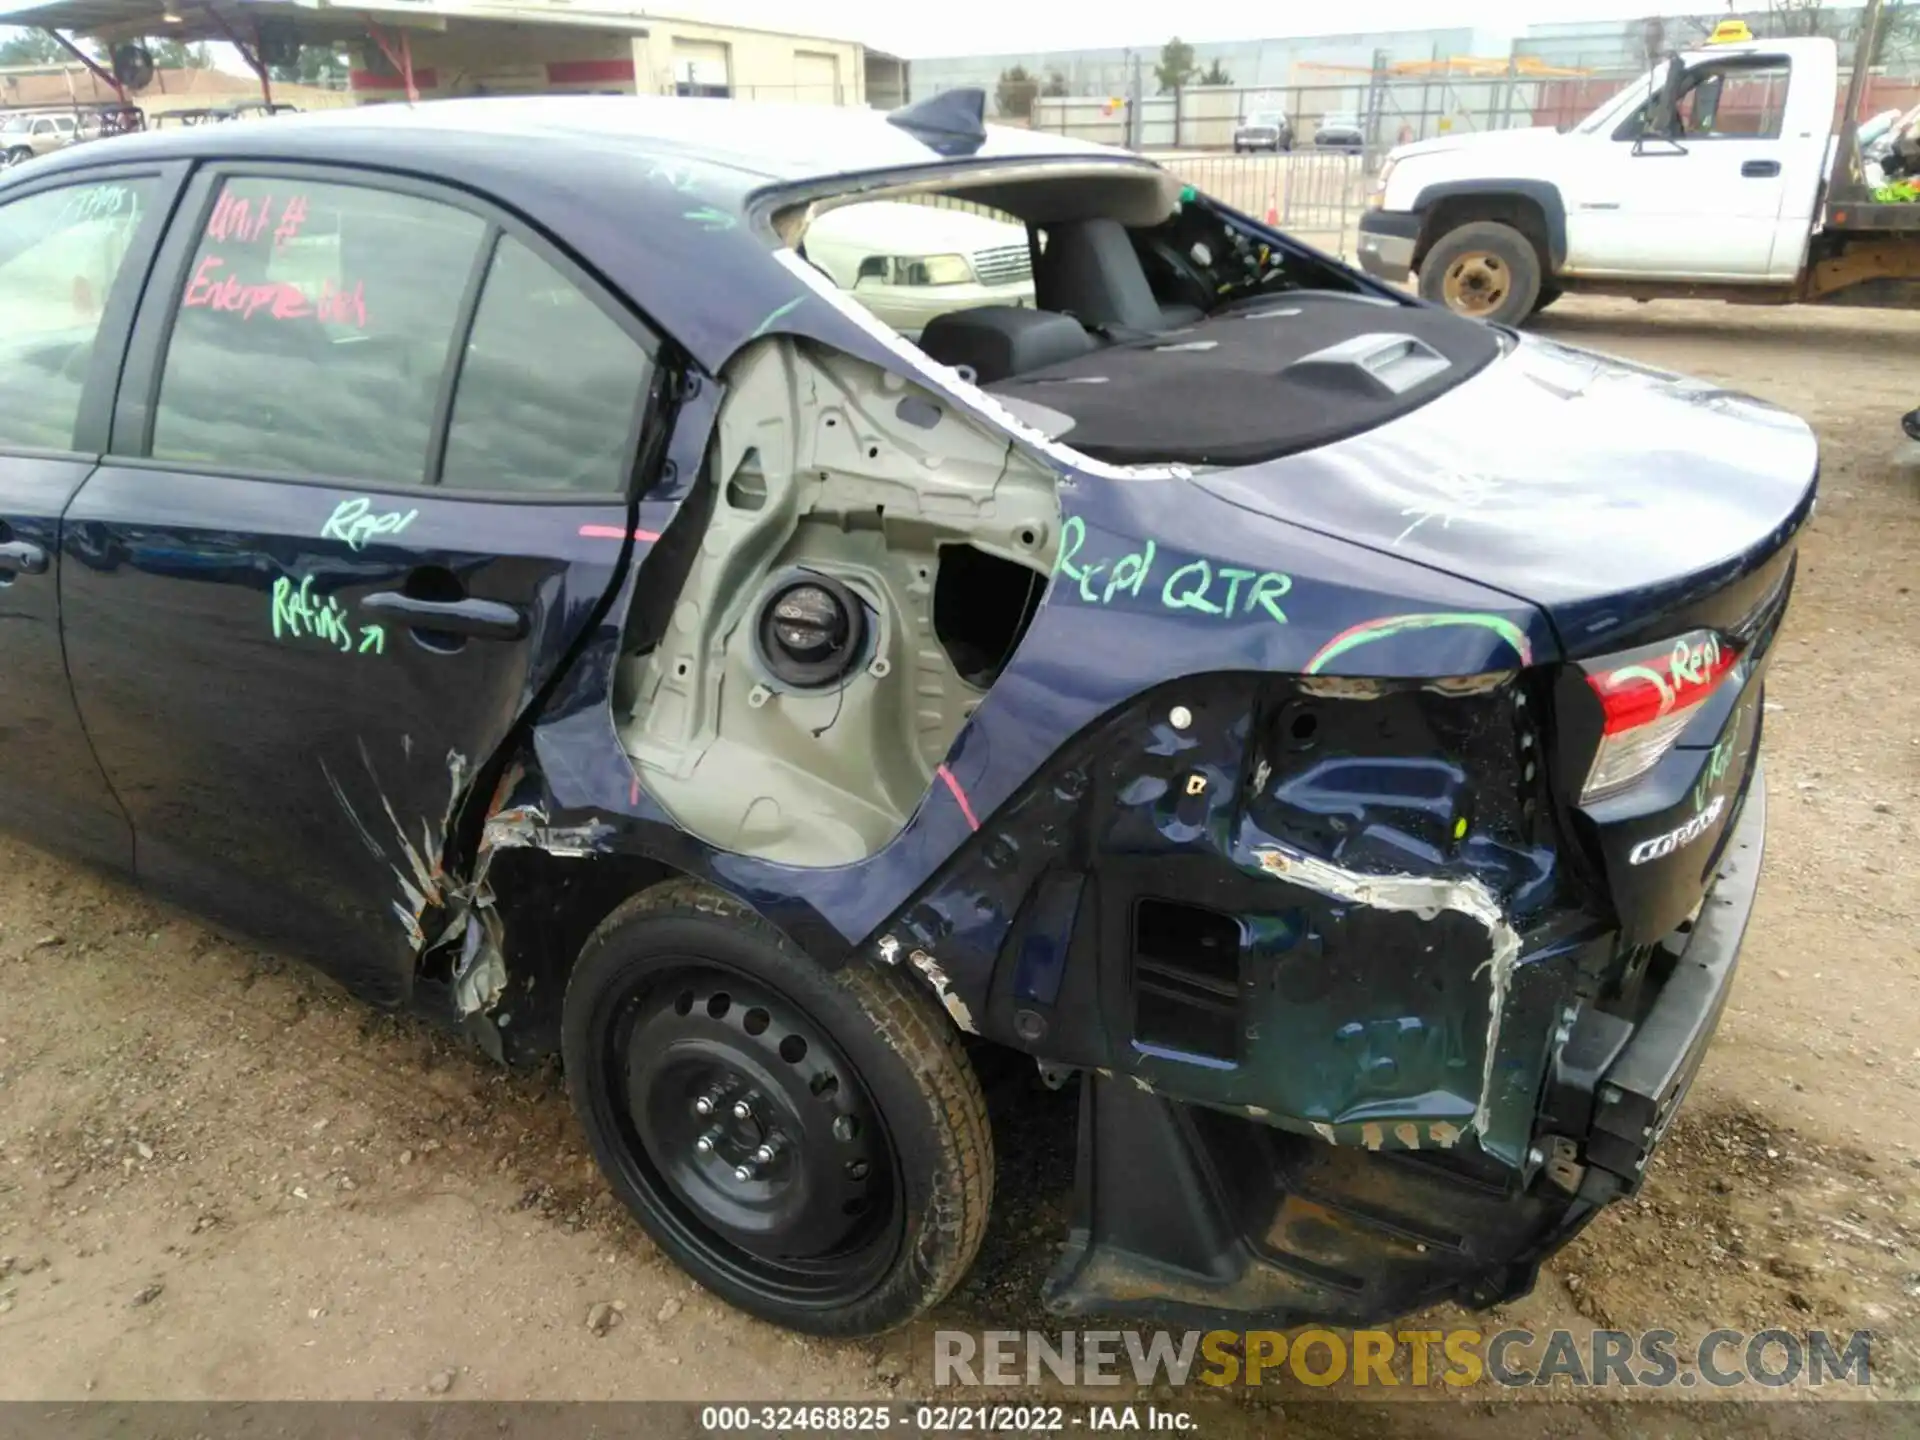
8, 95, 1148, 373
57, 95, 1127, 186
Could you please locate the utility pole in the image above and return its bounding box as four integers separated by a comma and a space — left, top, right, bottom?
1128, 50, 1144, 149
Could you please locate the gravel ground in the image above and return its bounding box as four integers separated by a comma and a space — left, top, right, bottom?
0, 297, 1914, 1435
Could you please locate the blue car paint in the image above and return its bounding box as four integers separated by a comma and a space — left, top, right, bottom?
0, 456, 136, 874
56, 468, 634, 1004
13, 100, 1807, 1077
0, 97, 1815, 1322
470, 317, 1803, 1168
1191, 334, 1820, 655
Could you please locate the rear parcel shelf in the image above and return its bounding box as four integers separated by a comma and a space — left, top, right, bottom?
986, 292, 1499, 466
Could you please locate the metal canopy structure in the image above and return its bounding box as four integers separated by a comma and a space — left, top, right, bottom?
0, 0, 446, 44
0, 0, 527, 109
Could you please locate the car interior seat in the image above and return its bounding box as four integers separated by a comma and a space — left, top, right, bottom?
1033, 217, 1204, 337
915, 306, 1098, 386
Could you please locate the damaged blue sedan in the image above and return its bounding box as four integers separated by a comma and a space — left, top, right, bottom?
0, 91, 1808, 1336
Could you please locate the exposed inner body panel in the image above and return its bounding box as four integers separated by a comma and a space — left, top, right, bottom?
616, 340, 1058, 867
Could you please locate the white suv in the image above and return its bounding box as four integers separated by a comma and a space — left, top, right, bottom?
2, 114, 80, 167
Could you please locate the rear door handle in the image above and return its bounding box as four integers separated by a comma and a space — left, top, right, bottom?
1742, 159, 1782, 178
0, 540, 49, 575
361, 592, 528, 641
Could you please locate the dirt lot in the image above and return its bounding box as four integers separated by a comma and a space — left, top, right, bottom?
0, 298, 1916, 1433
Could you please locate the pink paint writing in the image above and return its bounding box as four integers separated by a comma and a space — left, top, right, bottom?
272, 195, 308, 248
206, 190, 311, 248
181, 255, 367, 329
578, 524, 662, 542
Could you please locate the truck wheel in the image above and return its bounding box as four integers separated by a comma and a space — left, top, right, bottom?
1419, 221, 1542, 326
3, 147, 30, 168
562, 879, 993, 1336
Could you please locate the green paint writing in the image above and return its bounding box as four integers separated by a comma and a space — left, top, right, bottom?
272, 574, 385, 657
1054, 514, 1087, 576
1305, 613, 1533, 676
1057, 515, 1289, 625
1168, 563, 1289, 623
684, 206, 736, 232
1606, 662, 1671, 711
1692, 727, 1740, 813
321, 496, 418, 553
750, 296, 806, 339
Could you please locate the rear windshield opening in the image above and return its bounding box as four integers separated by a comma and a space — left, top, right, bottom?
789, 177, 1499, 468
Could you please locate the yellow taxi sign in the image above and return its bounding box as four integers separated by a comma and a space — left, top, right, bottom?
1708, 18, 1754, 43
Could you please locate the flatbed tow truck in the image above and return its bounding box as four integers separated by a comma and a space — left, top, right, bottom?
1361, 0, 1920, 323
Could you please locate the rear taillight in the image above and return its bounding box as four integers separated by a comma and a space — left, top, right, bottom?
1581, 630, 1739, 803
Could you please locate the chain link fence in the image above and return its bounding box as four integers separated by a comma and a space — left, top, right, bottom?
1027, 76, 1644, 158
896, 152, 1370, 262
1017, 73, 1631, 258
1154, 151, 1370, 255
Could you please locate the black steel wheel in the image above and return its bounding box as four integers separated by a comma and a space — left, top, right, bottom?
563, 879, 993, 1335
617, 965, 900, 1303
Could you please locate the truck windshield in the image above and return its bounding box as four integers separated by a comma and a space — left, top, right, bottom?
1574, 70, 1656, 132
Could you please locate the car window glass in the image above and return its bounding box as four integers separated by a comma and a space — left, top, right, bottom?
150, 176, 485, 483
1618, 59, 1791, 141
440, 235, 654, 495
0, 179, 153, 451
1677, 61, 1791, 138
804, 198, 1032, 328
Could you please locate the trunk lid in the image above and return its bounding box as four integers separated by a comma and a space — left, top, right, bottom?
1192, 332, 1815, 943
1191, 332, 1817, 658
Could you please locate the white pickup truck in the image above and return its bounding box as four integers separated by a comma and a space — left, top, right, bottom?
1357, 12, 1920, 325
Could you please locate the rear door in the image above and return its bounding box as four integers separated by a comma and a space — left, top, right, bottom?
59, 165, 668, 1003
0, 166, 177, 871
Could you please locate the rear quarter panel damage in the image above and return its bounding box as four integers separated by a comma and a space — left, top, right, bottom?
386, 208, 1801, 1172
412, 253, 1572, 1163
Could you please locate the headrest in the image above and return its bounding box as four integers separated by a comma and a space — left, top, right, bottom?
916, 305, 1098, 386
1032, 217, 1166, 333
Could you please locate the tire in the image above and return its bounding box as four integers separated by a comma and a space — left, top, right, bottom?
1418, 220, 1543, 327
562, 879, 993, 1336
1531, 285, 1564, 315
3, 147, 31, 168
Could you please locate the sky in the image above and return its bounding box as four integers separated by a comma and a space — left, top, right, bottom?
3, 0, 1725, 65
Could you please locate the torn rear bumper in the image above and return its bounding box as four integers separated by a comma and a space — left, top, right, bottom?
1042, 764, 1767, 1328
1576, 759, 1766, 1191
